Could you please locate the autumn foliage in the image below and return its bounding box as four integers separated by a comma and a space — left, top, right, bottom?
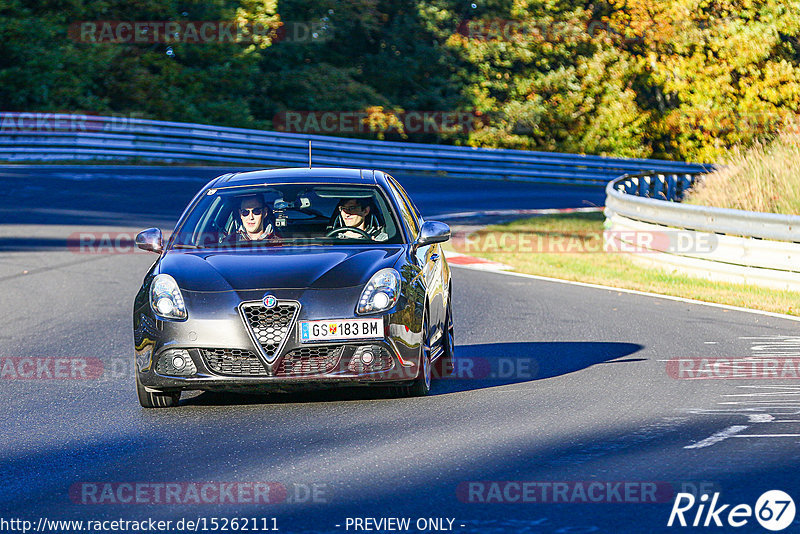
1, 0, 798, 162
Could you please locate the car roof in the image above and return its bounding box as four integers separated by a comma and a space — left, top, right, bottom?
211, 167, 384, 188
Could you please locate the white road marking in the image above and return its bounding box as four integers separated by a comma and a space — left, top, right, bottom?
739, 335, 800, 340
717, 399, 800, 405
723, 392, 800, 397
733, 434, 800, 438
735, 385, 800, 390
684, 425, 749, 449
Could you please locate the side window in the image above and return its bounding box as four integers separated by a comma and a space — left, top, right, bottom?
386, 179, 418, 239
389, 176, 423, 225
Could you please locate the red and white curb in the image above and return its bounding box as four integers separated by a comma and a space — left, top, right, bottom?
444, 250, 512, 271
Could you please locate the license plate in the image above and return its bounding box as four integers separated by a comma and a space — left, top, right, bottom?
299, 318, 383, 342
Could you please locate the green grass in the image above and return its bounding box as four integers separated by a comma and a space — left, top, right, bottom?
448, 212, 800, 316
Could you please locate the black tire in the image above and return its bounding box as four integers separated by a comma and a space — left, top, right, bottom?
136, 372, 180, 408
406, 311, 432, 397
434, 296, 455, 378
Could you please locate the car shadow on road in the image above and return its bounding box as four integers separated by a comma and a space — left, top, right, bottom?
433, 341, 644, 395
181, 385, 403, 407
180, 341, 643, 406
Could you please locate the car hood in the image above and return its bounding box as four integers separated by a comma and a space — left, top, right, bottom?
158, 246, 405, 291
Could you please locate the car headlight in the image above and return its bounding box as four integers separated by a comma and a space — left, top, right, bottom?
357, 268, 400, 315
150, 274, 187, 321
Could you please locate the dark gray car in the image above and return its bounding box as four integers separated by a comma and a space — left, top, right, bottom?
133, 168, 454, 407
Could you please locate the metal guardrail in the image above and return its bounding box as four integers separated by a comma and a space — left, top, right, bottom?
606, 172, 800, 242
5, 111, 795, 290
605, 172, 800, 291
0, 113, 707, 184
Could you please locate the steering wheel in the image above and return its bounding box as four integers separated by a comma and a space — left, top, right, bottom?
325, 227, 372, 239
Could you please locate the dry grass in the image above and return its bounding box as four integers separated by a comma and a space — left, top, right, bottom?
684, 131, 800, 215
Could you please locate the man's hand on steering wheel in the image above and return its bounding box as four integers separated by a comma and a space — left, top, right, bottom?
325, 227, 372, 239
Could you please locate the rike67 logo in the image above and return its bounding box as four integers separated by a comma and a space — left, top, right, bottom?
668, 490, 796, 531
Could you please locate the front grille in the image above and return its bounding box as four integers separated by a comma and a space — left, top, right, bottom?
240, 302, 299, 361
201, 348, 268, 376
276, 346, 343, 376
348, 346, 395, 374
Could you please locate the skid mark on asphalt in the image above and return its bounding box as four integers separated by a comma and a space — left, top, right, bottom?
683, 336, 800, 448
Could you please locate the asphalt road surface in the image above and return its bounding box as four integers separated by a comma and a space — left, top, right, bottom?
1, 166, 799, 534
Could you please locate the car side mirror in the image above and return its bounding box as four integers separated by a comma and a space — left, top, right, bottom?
414, 221, 451, 248
136, 228, 163, 254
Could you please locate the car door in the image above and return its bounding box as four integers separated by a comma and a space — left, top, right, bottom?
386, 176, 446, 335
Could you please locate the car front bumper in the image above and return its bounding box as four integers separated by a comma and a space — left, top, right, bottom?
134, 286, 423, 392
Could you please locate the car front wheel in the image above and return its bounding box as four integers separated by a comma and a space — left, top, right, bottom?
136, 372, 181, 408
434, 296, 455, 378
406, 311, 432, 397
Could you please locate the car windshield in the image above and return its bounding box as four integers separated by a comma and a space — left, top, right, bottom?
170, 183, 403, 249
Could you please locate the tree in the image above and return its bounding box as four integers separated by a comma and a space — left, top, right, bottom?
609, 0, 800, 160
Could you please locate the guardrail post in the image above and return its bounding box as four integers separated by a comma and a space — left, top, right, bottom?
655, 174, 667, 200
676, 173, 694, 201
639, 175, 650, 197
628, 177, 638, 195
666, 174, 677, 201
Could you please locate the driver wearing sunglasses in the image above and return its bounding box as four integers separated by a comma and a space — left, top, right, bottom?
223, 195, 276, 243
328, 198, 388, 241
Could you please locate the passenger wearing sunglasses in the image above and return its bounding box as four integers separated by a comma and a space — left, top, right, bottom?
223, 195, 276, 244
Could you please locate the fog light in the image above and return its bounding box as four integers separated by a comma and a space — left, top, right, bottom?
156, 349, 196, 376
349, 345, 393, 374
361, 350, 374, 365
